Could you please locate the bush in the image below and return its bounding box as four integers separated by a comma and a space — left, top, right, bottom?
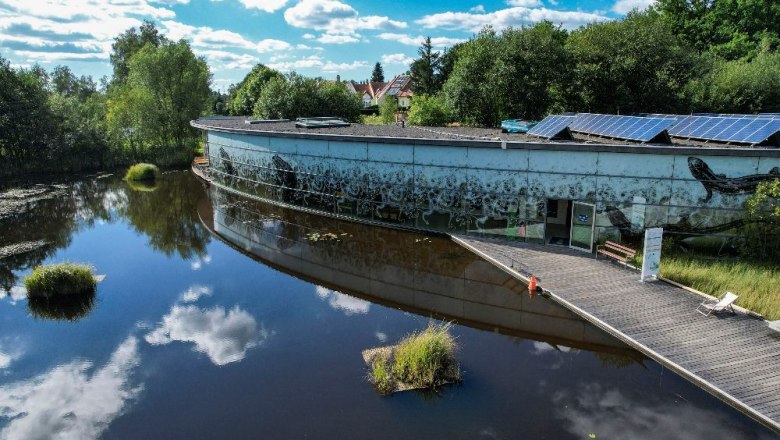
362, 114, 384, 125
407, 94, 450, 126
24, 263, 96, 299
391, 323, 457, 388
379, 97, 398, 124
124, 163, 159, 182
741, 178, 780, 261
253, 72, 362, 121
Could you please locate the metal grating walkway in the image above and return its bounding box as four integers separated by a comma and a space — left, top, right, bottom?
452, 234, 780, 433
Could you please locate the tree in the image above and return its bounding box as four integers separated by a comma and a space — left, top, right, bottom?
410, 37, 442, 95
252, 72, 361, 121
407, 94, 450, 126
371, 62, 385, 82
228, 64, 282, 115
496, 22, 570, 119
110, 20, 165, 85
379, 96, 398, 124
655, 0, 780, 60
50, 65, 97, 102
566, 10, 699, 114
742, 179, 780, 260
438, 43, 463, 88
686, 52, 780, 113
442, 28, 502, 126
107, 39, 211, 164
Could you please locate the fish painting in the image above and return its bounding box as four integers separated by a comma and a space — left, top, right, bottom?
688, 157, 779, 202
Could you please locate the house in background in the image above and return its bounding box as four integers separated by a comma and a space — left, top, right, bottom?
346, 80, 387, 108
377, 74, 413, 109
344, 73, 414, 110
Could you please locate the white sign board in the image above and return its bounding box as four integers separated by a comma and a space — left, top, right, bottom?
641, 228, 663, 282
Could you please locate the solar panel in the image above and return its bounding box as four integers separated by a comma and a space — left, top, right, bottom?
569, 113, 677, 142
295, 117, 350, 128
527, 115, 575, 139
667, 116, 780, 144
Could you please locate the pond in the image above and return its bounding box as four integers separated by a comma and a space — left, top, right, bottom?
0, 171, 775, 439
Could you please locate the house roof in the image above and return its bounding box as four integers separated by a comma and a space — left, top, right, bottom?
377, 74, 412, 99
349, 80, 387, 98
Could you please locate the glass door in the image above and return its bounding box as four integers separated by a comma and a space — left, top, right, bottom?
570, 201, 596, 252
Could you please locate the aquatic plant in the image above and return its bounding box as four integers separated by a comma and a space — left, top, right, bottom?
126, 179, 158, 192
24, 263, 96, 299
28, 290, 96, 321
391, 322, 458, 388
369, 351, 395, 395
124, 163, 159, 182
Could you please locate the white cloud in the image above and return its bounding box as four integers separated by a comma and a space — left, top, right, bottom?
377, 33, 465, 48
257, 38, 292, 52
381, 53, 414, 66
0, 336, 142, 440
553, 383, 775, 440
1, 286, 27, 305
416, 6, 608, 32
469, 5, 485, 13
317, 33, 360, 44
302, 33, 316, 39
189, 253, 213, 270
322, 60, 367, 71
267, 55, 325, 71
507, 0, 542, 6
612, 0, 655, 14
284, 0, 406, 44
179, 285, 213, 303
239, 0, 288, 13
145, 304, 264, 366
315, 286, 370, 315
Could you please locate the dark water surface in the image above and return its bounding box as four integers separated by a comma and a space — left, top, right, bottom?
0, 172, 775, 439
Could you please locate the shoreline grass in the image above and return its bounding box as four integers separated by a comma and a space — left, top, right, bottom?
124, 163, 159, 182
660, 254, 780, 320
24, 263, 96, 299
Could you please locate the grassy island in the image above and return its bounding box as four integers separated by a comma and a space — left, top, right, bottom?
124, 163, 159, 182
365, 323, 460, 395
24, 263, 97, 299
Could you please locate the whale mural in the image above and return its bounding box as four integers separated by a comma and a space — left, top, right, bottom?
688, 157, 779, 202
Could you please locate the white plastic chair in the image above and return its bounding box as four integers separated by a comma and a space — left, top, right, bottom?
696, 292, 738, 316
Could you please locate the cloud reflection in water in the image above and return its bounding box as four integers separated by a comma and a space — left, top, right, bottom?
0, 336, 141, 440
315, 286, 370, 315
145, 304, 265, 366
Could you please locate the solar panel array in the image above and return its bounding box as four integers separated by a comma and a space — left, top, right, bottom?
527, 115, 575, 139
667, 116, 780, 145
569, 113, 678, 142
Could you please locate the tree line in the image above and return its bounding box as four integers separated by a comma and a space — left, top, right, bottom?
407, 2, 780, 127
1, 21, 211, 178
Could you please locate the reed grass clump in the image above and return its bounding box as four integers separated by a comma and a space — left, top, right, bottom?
24, 263, 96, 299
391, 323, 458, 388
124, 163, 159, 182
370, 351, 395, 395
661, 255, 780, 320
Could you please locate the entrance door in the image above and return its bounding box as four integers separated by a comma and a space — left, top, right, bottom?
570, 201, 596, 252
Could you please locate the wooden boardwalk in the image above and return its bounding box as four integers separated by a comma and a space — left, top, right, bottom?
452, 235, 780, 433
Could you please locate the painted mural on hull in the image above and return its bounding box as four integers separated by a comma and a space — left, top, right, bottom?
206, 132, 780, 244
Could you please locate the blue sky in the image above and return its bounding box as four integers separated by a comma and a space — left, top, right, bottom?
0, 0, 652, 90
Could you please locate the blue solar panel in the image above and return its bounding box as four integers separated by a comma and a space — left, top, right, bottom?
569, 113, 677, 142
527, 115, 575, 139
667, 116, 780, 145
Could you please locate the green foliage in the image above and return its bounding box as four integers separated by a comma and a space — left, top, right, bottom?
655, 0, 780, 60
361, 114, 384, 125
107, 39, 211, 165
371, 62, 385, 83
110, 20, 165, 84
254, 72, 361, 121
741, 179, 780, 260
228, 64, 282, 116
124, 163, 159, 181
28, 290, 96, 321
566, 10, 699, 114
410, 37, 442, 95
379, 96, 398, 124
686, 52, 780, 113
24, 263, 96, 299
443, 28, 502, 126
391, 323, 458, 388
407, 94, 450, 126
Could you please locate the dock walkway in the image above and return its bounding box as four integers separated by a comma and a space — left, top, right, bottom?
452, 235, 780, 433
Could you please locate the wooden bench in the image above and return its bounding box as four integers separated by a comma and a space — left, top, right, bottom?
596, 241, 637, 267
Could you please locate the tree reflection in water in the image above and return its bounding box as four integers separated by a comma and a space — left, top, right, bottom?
0, 172, 211, 316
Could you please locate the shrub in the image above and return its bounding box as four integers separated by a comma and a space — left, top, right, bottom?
379, 97, 398, 124
362, 114, 384, 125
24, 263, 96, 299
391, 323, 458, 388
407, 94, 450, 126
124, 163, 159, 181
741, 178, 780, 261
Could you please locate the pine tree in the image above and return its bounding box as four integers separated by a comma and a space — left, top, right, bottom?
371, 62, 384, 82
